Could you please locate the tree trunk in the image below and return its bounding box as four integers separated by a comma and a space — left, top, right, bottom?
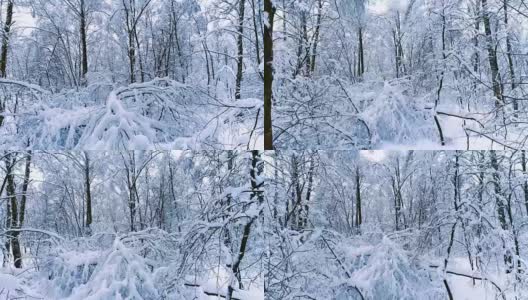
310, 0, 323, 74
522, 150, 528, 216
503, 0, 518, 113
505, 161, 521, 274
19, 152, 32, 228
393, 12, 404, 78
123, 2, 136, 83
355, 166, 362, 230
226, 151, 263, 300
5, 155, 21, 268
301, 154, 315, 229
490, 151, 512, 272
434, 7, 447, 146
0, 0, 13, 128
171, 1, 186, 82
128, 32, 136, 83
235, 0, 245, 100
134, 30, 145, 83
250, 0, 262, 78
80, 0, 88, 83
490, 152, 507, 229
357, 26, 365, 78
263, 0, 275, 150
473, 0, 481, 90
0, 0, 13, 78
84, 152, 92, 232
481, 0, 503, 108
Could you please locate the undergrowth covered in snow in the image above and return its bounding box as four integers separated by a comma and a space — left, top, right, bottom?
0, 78, 262, 150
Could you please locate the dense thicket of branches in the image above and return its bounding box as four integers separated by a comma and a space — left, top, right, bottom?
0, 0, 263, 149
269, 0, 528, 150
0, 150, 264, 299
266, 150, 528, 299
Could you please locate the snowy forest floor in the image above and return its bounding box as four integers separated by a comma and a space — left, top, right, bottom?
273, 77, 528, 150
265, 151, 528, 300
266, 227, 528, 300
0, 230, 264, 300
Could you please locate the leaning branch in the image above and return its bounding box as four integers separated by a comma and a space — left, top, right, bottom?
0, 228, 64, 241
184, 283, 242, 300
0, 79, 50, 95
317, 227, 365, 300
429, 265, 506, 300
436, 111, 485, 128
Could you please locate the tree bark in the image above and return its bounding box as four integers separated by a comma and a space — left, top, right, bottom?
250, 0, 262, 78
357, 26, 365, 78
393, 12, 404, 78
80, 0, 88, 83
522, 150, 528, 215
310, 0, 323, 74
4, 152, 30, 269
263, 0, 275, 150
434, 6, 447, 146
235, 0, 246, 100
0, 0, 13, 78
84, 151, 92, 231
303, 155, 314, 229
490, 151, 512, 272
0, 0, 13, 128
19, 152, 32, 228
503, 0, 518, 113
481, 0, 504, 108
355, 166, 362, 229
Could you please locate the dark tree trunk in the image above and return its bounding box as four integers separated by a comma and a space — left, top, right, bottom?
434, 8, 447, 146
522, 150, 528, 216
5, 155, 21, 268
251, 0, 262, 78
503, 0, 518, 113
84, 152, 93, 231
0, 0, 14, 128
393, 12, 404, 78
235, 0, 246, 100
128, 32, 136, 83
310, 0, 323, 74
357, 27, 365, 78
490, 151, 512, 272
0, 0, 13, 78
263, 0, 275, 150
481, 0, 503, 108
19, 152, 32, 228
303, 155, 315, 229
355, 168, 362, 228
80, 0, 89, 83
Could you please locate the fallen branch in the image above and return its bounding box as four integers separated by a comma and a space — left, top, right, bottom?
429, 265, 506, 300
184, 283, 242, 300
464, 128, 518, 150
436, 111, 485, 128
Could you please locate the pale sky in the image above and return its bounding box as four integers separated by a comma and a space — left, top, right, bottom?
361, 150, 387, 162
14, 6, 35, 26
369, 0, 409, 15
13, 6, 36, 36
